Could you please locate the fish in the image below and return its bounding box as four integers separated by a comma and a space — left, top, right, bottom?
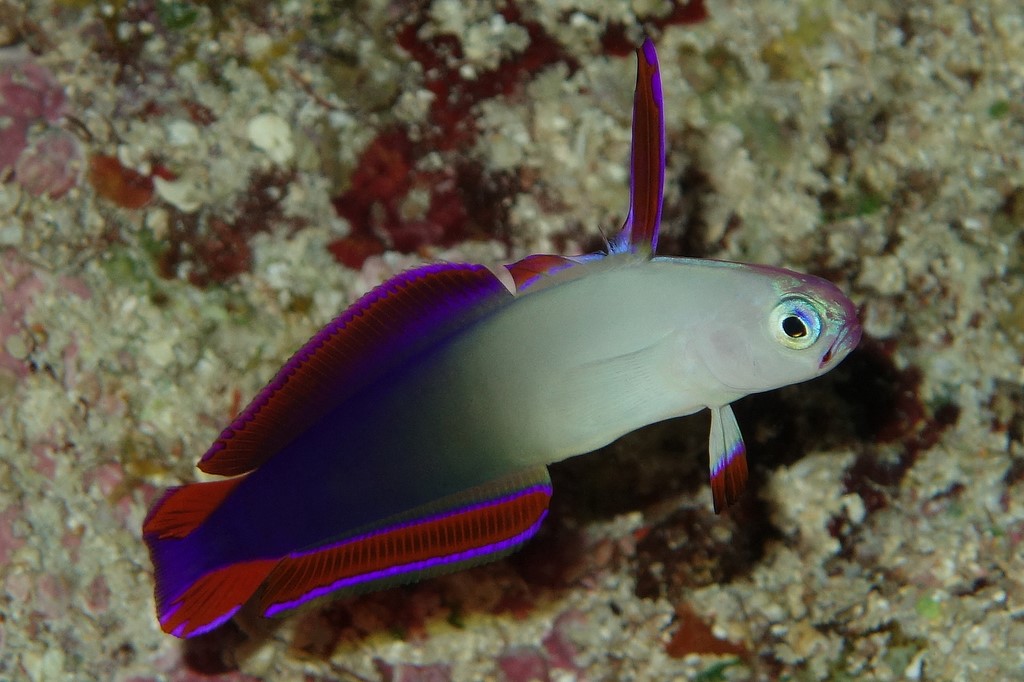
142, 38, 861, 638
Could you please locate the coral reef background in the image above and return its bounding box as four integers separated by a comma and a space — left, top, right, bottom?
0, 1, 1022, 680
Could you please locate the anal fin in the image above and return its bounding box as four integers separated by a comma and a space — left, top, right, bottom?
257, 466, 553, 617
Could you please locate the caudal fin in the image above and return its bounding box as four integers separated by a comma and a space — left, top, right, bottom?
142, 478, 277, 638
153, 554, 277, 637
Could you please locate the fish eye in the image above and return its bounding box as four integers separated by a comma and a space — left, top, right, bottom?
770, 297, 822, 350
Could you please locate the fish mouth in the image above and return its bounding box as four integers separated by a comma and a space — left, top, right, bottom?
819, 323, 862, 369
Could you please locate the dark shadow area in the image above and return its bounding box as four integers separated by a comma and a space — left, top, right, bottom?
548, 337, 960, 603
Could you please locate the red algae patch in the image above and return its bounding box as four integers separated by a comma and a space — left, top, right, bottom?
0, 50, 81, 198
88, 155, 155, 209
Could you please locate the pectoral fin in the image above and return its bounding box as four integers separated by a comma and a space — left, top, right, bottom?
708, 405, 748, 513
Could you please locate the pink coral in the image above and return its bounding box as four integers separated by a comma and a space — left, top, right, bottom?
498, 647, 550, 682
0, 252, 91, 381
0, 251, 46, 379
373, 660, 452, 682
495, 610, 586, 681
0, 49, 80, 197
14, 128, 82, 198
0, 51, 67, 122
0, 117, 28, 175
0, 505, 26, 565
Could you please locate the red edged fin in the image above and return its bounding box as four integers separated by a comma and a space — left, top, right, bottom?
625, 38, 665, 254
504, 254, 579, 292
198, 263, 511, 476
709, 404, 748, 513
257, 469, 553, 617
158, 559, 277, 638
710, 448, 747, 513
142, 477, 245, 539
612, 38, 665, 256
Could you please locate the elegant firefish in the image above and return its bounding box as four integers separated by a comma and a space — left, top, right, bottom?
143, 39, 861, 637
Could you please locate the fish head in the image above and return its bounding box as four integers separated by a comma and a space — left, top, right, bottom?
694, 263, 861, 395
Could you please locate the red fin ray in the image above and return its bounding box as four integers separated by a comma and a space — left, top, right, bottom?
158, 559, 277, 638
710, 450, 748, 513
612, 38, 665, 256
142, 477, 245, 539
504, 254, 580, 291
709, 405, 748, 513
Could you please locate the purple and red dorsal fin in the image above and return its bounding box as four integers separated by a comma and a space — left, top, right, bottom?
256, 466, 553, 617
611, 37, 665, 257
502, 39, 664, 289
198, 263, 512, 476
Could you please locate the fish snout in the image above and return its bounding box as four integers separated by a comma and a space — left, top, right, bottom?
819, 317, 862, 369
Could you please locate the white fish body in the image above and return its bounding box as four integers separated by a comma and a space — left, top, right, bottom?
392, 253, 860, 472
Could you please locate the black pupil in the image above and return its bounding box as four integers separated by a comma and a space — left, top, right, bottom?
782, 315, 807, 338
